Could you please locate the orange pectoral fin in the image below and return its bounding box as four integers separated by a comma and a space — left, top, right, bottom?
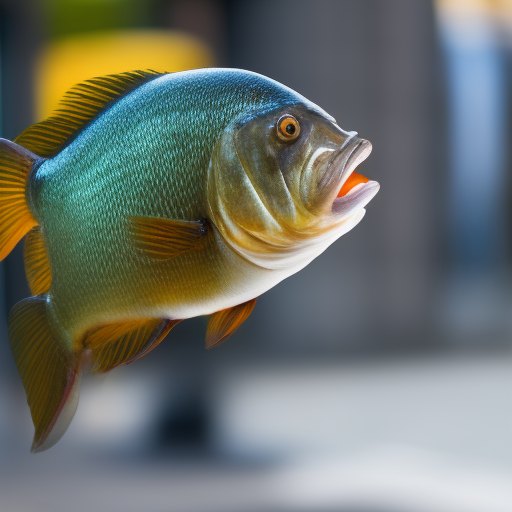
129, 216, 208, 260
206, 298, 257, 349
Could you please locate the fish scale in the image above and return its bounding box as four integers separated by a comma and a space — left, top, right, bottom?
35, 72, 298, 327
0, 68, 379, 451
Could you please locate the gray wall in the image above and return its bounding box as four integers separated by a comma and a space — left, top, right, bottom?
227, 0, 445, 351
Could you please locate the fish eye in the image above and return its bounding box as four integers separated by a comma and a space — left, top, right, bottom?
277, 115, 300, 142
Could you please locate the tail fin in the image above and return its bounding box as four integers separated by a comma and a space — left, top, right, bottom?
0, 139, 40, 262
8, 296, 81, 453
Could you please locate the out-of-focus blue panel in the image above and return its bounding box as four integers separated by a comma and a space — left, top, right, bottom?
441, 21, 507, 274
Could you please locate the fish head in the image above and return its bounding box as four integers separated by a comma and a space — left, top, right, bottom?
207, 103, 379, 271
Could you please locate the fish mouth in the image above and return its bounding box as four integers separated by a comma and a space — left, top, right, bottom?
329, 138, 379, 216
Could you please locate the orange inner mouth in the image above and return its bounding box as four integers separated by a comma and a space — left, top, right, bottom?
337, 172, 369, 198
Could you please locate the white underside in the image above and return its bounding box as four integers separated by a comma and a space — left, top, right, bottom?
155, 182, 378, 320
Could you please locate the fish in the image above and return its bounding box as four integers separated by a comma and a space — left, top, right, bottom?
0, 68, 379, 452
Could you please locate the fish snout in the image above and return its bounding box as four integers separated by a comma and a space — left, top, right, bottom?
329, 137, 378, 216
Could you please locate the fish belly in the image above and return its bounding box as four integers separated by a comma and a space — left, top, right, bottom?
47, 228, 286, 340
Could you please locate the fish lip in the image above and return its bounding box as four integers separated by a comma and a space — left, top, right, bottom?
325, 138, 378, 216
317, 138, 370, 195
331, 180, 380, 217
333, 138, 372, 191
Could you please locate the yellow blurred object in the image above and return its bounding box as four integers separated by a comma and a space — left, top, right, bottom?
435, 0, 512, 16
435, 0, 512, 42
35, 30, 214, 120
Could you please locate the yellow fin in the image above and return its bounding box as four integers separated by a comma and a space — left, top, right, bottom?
0, 139, 38, 262
85, 318, 181, 373
130, 216, 208, 260
8, 296, 80, 453
206, 298, 257, 349
15, 70, 163, 158
24, 226, 52, 295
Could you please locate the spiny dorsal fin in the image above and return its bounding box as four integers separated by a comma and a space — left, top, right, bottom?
206, 298, 257, 349
84, 318, 181, 373
130, 216, 208, 260
15, 70, 164, 158
24, 226, 52, 295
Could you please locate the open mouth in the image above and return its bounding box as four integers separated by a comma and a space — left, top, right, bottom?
337, 171, 370, 198
330, 138, 379, 215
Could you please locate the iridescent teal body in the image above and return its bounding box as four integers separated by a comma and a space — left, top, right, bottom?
1, 67, 379, 451
29, 69, 309, 341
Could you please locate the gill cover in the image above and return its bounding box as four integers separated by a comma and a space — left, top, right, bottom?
207, 106, 368, 271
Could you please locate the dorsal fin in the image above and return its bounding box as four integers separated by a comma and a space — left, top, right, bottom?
15, 70, 164, 157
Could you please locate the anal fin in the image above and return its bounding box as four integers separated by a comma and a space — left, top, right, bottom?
130, 216, 208, 260
24, 226, 52, 295
206, 298, 257, 349
84, 318, 181, 373
8, 296, 80, 453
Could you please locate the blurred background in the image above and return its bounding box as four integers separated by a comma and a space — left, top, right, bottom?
0, 0, 511, 511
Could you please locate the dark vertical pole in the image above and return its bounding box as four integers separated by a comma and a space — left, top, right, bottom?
370, 0, 444, 344
163, 0, 227, 64
0, 2, 5, 380
0, 0, 43, 378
